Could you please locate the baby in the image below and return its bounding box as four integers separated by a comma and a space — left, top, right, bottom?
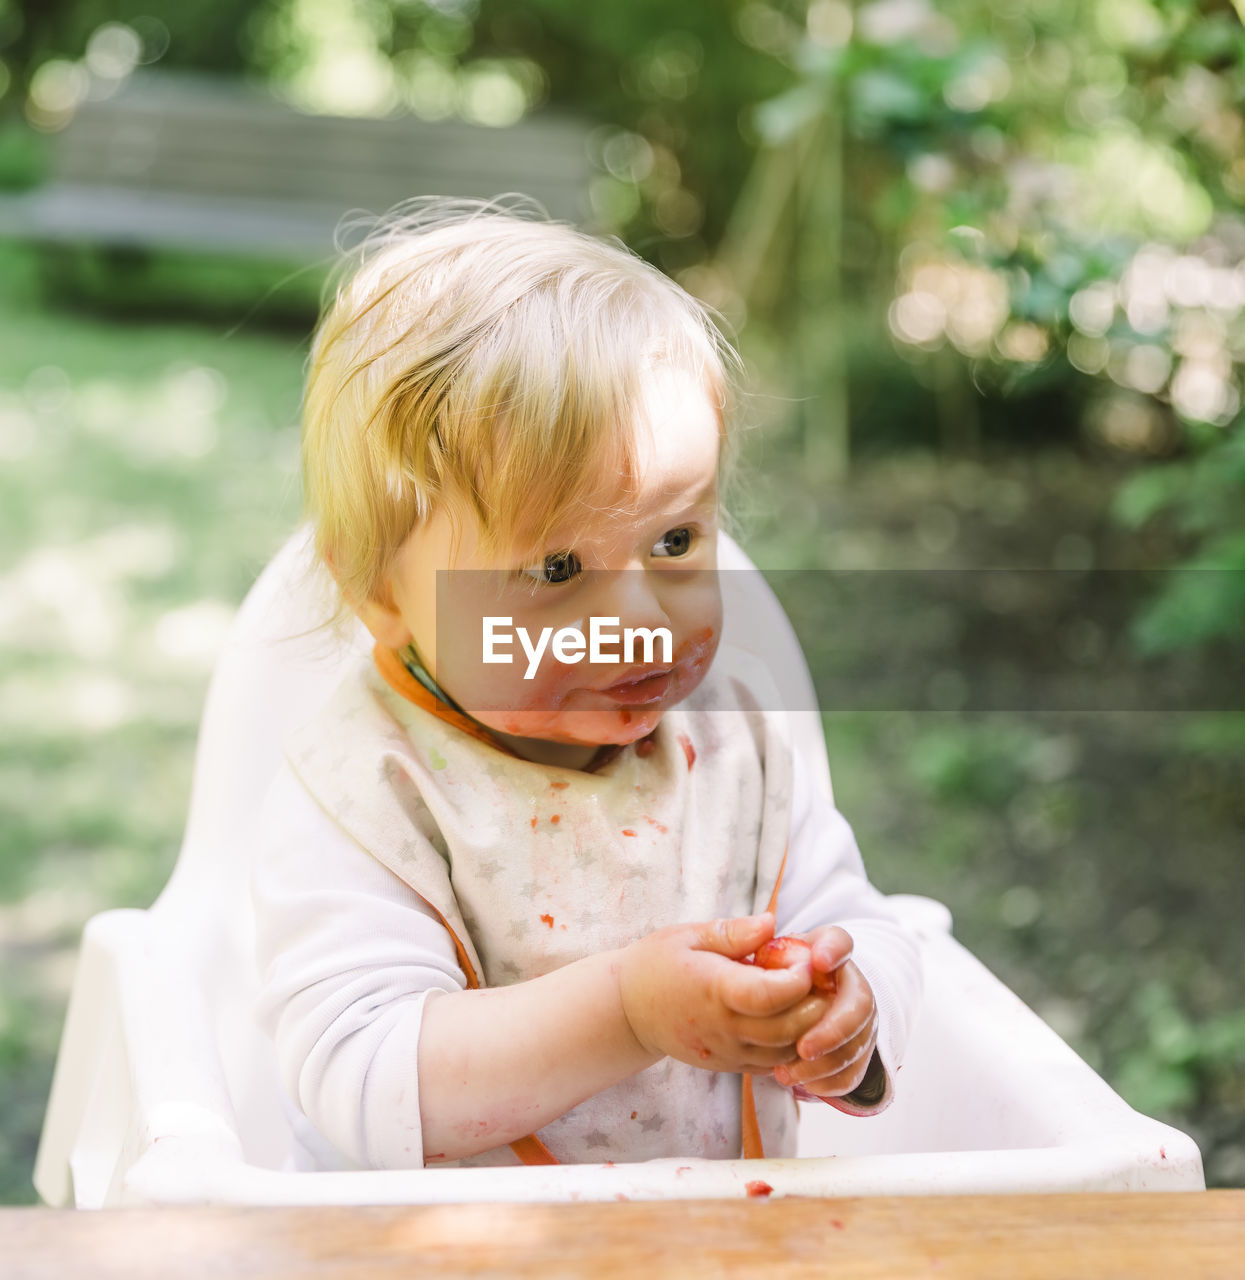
252, 201, 922, 1171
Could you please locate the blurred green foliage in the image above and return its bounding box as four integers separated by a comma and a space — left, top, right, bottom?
1113, 980, 1245, 1116
1114, 422, 1245, 648
0, 114, 42, 188
905, 720, 1047, 807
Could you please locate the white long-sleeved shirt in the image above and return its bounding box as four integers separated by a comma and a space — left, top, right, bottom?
251, 650, 922, 1170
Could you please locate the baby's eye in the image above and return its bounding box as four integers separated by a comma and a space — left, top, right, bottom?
652, 527, 694, 558
522, 550, 583, 586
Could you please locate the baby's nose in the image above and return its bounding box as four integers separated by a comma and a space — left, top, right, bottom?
601, 569, 674, 640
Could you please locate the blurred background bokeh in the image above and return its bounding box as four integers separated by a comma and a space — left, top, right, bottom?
1, 0, 1242, 1202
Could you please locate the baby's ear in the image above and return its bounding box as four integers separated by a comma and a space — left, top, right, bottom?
355, 579, 413, 649
320, 545, 412, 648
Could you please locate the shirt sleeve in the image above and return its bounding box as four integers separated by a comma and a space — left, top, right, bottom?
250, 761, 467, 1170
772, 742, 924, 1116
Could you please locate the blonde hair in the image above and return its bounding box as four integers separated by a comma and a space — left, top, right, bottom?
302, 197, 740, 615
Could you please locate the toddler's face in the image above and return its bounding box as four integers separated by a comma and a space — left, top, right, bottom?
368, 366, 723, 767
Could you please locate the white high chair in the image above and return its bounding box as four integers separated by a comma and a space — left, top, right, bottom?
33, 531, 1204, 1207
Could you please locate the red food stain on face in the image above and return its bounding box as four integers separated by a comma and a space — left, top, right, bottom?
540, 913, 554, 928
619, 709, 632, 725
745, 1181, 773, 1198
550, 814, 560, 824
698, 1048, 711, 1060
621, 828, 636, 837
634, 734, 657, 758
550, 781, 569, 790
643, 815, 668, 833
678, 733, 696, 769
675, 626, 714, 654
674, 626, 718, 677
830, 1219, 844, 1230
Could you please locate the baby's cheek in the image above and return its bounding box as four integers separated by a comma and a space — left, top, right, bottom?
453, 653, 575, 719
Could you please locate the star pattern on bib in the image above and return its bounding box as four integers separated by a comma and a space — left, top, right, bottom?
570, 844, 599, 870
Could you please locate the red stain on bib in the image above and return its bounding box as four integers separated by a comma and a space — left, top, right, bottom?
621, 828, 636, 837
540, 913, 554, 928
678, 734, 696, 769
745, 1181, 773, 1198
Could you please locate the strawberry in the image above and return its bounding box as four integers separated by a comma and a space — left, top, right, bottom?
752, 936, 837, 994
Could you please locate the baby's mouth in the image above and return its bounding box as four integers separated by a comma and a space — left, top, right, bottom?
599, 667, 674, 705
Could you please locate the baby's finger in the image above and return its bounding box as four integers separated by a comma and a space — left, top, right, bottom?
693, 912, 775, 961
787, 1026, 879, 1098
720, 959, 811, 1017
783, 1011, 876, 1087
794, 962, 873, 1060
796, 1003, 873, 1063
807, 925, 854, 977
733, 994, 827, 1049
736, 1044, 804, 1071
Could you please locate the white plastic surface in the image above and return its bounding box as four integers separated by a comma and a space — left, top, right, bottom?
33, 530, 1205, 1207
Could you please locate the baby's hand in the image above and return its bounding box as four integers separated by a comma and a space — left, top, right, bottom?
617, 912, 829, 1073
763, 925, 879, 1099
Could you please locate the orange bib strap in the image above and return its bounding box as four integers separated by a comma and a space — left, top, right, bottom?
740, 1074, 765, 1160
374, 645, 519, 756
742, 844, 790, 1160
764, 845, 789, 917
508, 1133, 560, 1166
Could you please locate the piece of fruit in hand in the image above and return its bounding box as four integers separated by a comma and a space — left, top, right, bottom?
751, 935, 837, 994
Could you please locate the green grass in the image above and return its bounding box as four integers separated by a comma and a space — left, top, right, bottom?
0, 268, 308, 1201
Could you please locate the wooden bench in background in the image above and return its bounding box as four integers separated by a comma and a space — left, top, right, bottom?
0, 69, 593, 261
